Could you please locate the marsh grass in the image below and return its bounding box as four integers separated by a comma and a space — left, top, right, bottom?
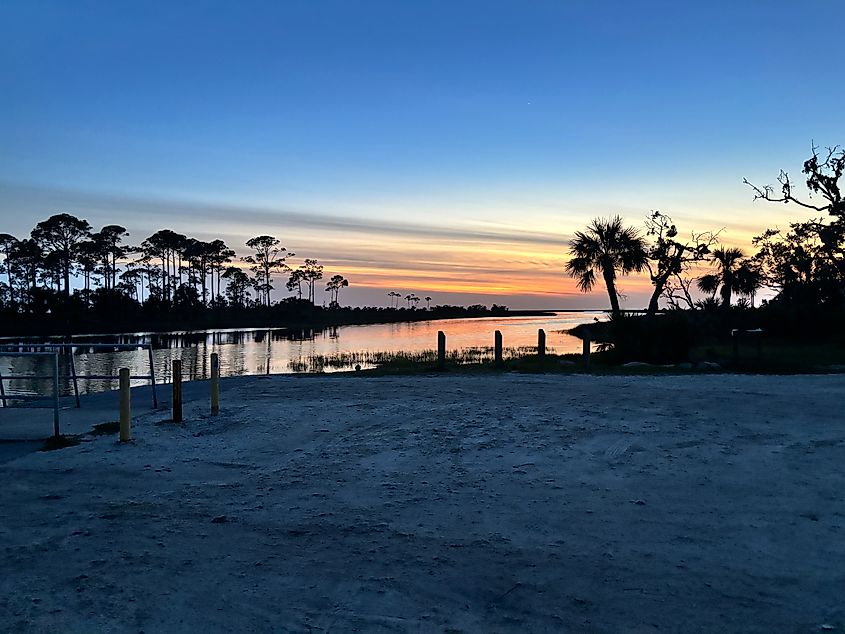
286, 346, 541, 373
284, 338, 845, 376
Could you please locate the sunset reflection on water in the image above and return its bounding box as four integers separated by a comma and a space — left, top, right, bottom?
0, 312, 601, 396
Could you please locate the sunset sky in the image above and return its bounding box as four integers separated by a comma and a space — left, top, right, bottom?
1, 0, 843, 308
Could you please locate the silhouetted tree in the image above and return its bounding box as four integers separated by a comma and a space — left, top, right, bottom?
243, 235, 292, 307
119, 268, 143, 301
746, 143, 845, 306
208, 239, 234, 303
222, 266, 251, 307
31, 213, 92, 297
184, 238, 214, 304
696, 247, 759, 308
565, 216, 648, 317
41, 250, 64, 291
425, 296, 432, 309
76, 239, 101, 292
752, 223, 843, 305
286, 268, 305, 300
141, 229, 187, 302
93, 225, 130, 289
11, 238, 43, 296
745, 143, 844, 217
404, 293, 420, 308
643, 211, 718, 316
298, 259, 323, 304
325, 274, 349, 305
0, 233, 19, 305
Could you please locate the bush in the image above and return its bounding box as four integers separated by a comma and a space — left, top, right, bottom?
603, 312, 694, 363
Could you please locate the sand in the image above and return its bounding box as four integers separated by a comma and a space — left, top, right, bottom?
1, 373, 843, 632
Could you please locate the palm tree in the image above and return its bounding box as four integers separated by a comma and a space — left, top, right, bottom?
425, 296, 432, 310
565, 216, 648, 317
735, 263, 763, 307
696, 247, 749, 308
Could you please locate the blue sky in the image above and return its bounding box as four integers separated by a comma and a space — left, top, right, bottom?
1, 0, 843, 307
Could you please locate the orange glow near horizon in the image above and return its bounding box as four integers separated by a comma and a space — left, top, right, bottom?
39, 180, 795, 309
179, 213, 764, 307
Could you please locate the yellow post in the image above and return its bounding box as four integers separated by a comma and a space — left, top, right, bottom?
172, 359, 183, 423
210, 353, 220, 416
119, 367, 131, 442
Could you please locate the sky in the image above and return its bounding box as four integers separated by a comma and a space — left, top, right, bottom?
1, 0, 843, 308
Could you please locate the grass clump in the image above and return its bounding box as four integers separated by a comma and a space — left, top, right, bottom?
40, 435, 81, 451
90, 421, 121, 436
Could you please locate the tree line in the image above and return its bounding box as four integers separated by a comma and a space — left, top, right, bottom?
566, 143, 845, 319
0, 223, 351, 312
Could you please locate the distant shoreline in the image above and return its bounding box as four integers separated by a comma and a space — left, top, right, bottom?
0, 307, 559, 340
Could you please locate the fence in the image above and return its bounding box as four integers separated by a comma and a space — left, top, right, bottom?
0, 343, 158, 408
0, 351, 60, 438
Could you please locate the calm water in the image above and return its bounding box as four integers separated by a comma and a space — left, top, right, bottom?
0, 311, 600, 397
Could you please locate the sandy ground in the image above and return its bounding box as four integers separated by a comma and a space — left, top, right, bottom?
1, 373, 844, 633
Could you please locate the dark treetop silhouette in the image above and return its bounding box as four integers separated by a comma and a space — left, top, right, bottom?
0, 215, 513, 337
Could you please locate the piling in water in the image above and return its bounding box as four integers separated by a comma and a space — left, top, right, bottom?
437, 331, 446, 370
494, 330, 503, 367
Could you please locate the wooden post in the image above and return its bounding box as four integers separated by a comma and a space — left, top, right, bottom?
538, 329, 546, 359
494, 330, 503, 367
437, 331, 446, 369
172, 359, 182, 423
69, 350, 81, 408
0, 366, 6, 408
582, 336, 591, 367
119, 367, 131, 442
210, 353, 220, 416
147, 345, 158, 409
52, 353, 60, 438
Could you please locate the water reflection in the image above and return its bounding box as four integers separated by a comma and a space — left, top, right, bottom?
0, 311, 600, 397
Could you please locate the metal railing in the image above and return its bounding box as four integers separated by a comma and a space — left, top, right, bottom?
0, 343, 158, 408
0, 352, 60, 437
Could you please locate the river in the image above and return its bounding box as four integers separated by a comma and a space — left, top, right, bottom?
0, 311, 600, 397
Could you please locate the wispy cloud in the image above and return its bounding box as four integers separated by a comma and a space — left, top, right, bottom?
0, 181, 654, 308
0, 182, 574, 249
